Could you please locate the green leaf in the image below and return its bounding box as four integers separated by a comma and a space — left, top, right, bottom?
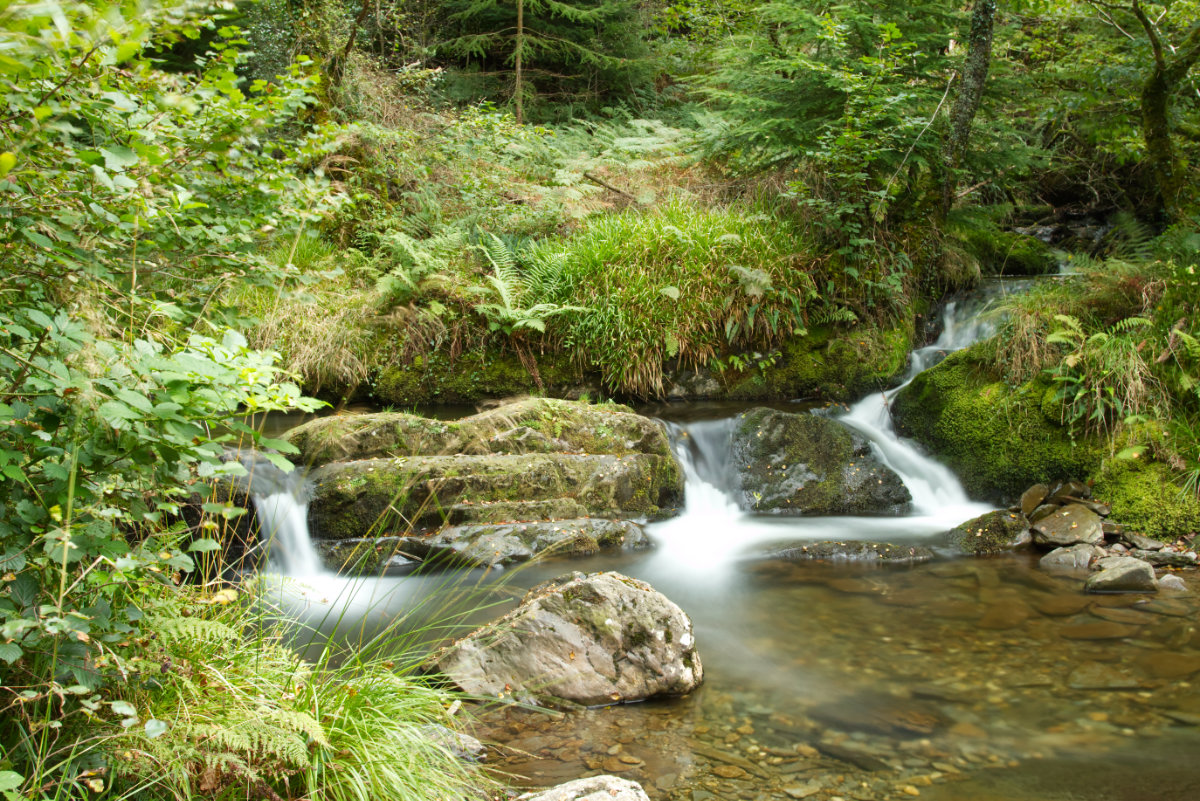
0, 772, 23, 793
188, 538, 221, 553
659, 285, 680, 300
109, 700, 136, 717
100, 146, 139, 172
144, 719, 169, 739
0, 643, 22, 664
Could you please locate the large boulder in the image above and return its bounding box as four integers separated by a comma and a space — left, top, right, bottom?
286, 398, 673, 467
306, 452, 683, 540
946, 510, 1030, 555
731, 408, 911, 515
399, 519, 649, 569
431, 571, 702, 707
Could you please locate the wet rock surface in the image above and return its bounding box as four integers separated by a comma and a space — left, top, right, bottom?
432, 571, 702, 707
731, 408, 911, 516
946, 510, 1030, 556
399, 519, 650, 569
750, 540, 937, 566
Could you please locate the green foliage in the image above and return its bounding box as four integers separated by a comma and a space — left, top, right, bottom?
436, 0, 656, 120
524, 198, 828, 394
114, 591, 487, 801
470, 235, 584, 335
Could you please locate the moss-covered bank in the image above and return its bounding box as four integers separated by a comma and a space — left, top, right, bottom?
892, 345, 1200, 540
367, 321, 914, 406
891, 347, 1100, 501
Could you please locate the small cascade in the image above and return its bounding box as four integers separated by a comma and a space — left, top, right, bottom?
230, 450, 324, 576
648, 282, 1028, 564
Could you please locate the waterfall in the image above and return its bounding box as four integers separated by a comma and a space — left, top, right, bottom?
647, 283, 1025, 564
229, 450, 324, 576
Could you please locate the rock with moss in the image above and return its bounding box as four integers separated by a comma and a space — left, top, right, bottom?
731, 408, 911, 515
721, 323, 914, 403
431, 571, 702, 707
891, 347, 1102, 501
955, 223, 1058, 276
287, 398, 674, 467
306, 452, 684, 540
946, 510, 1031, 555
1092, 458, 1200, 541
397, 518, 649, 569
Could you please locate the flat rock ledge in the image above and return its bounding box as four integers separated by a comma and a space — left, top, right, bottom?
517, 776, 651, 801
431, 571, 702, 708
751, 540, 936, 566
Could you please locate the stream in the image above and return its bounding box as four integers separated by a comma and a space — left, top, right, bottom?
251, 279, 1200, 801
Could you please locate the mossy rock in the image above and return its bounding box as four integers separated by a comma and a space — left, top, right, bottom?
372, 347, 594, 407
721, 323, 914, 403
955, 225, 1058, 276
306, 452, 684, 539
286, 398, 672, 467
731, 408, 911, 515
945, 510, 1030, 555
1093, 458, 1200, 541
891, 347, 1102, 501
397, 518, 649, 569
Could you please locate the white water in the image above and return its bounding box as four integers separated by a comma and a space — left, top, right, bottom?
646, 285, 1028, 573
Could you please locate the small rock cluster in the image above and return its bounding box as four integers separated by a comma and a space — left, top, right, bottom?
954, 479, 1196, 594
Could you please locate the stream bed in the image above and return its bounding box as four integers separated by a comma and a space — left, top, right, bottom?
256, 278, 1200, 800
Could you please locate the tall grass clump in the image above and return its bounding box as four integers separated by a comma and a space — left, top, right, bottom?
525, 198, 828, 394
112, 585, 491, 801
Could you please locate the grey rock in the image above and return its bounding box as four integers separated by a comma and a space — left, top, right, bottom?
422, 724, 486, 762
1020, 483, 1050, 516
1039, 543, 1103, 572
1132, 549, 1198, 568
1031, 504, 1104, 548
1157, 574, 1189, 594
732, 408, 911, 516
1029, 503, 1059, 524
518, 776, 651, 801
753, 540, 936, 566
1085, 556, 1158, 593
1122, 532, 1165, 551
399, 518, 649, 569
1047, 479, 1091, 503
432, 571, 702, 707
946, 510, 1030, 556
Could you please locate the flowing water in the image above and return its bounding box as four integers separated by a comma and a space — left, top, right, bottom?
252, 279, 1200, 800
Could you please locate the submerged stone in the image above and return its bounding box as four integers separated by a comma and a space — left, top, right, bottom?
751, 540, 936, 566
731, 408, 911, 516
1085, 557, 1158, 594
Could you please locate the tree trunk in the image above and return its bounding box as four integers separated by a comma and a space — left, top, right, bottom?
514, 0, 525, 124
941, 0, 997, 215
1129, 2, 1200, 217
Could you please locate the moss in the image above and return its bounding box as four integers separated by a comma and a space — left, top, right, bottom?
956, 224, 1058, 277
892, 347, 1103, 501
726, 321, 914, 403
372, 346, 591, 406
1093, 458, 1200, 540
